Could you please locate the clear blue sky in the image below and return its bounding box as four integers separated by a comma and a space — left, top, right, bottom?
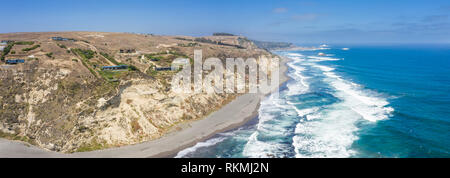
2, 0, 449, 44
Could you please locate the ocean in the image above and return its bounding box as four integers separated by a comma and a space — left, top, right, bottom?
176, 44, 450, 158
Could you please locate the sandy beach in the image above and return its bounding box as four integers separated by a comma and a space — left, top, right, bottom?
0, 56, 291, 158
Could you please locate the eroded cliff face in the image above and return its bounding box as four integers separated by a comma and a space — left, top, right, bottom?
0, 61, 239, 152
67, 79, 237, 153
0, 32, 273, 153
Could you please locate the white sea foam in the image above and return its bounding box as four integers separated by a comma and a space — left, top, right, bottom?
293, 107, 319, 117
243, 132, 286, 158
286, 53, 304, 57
289, 53, 393, 158
244, 51, 393, 158
243, 63, 308, 157
243, 98, 294, 157
306, 113, 321, 121
284, 53, 305, 61
293, 108, 359, 158
308, 56, 342, 61
257, 94, 299, 134
324, 72, 341, 79
313, 64, 394, 122
286, 61, 310, 96
287, 62, 306, 72
175, 137, 226, 158
313, 65, 335, 72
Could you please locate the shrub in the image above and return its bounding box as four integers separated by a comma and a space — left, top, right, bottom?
131, 119, 141, 133
128, 65, 138, 71
0, 43, 14, 61
72, 48, 95, 59
45, 52, 53, 58
100, 52, 119, 65
14, 41, 34, 45
213, 32, 235, 36
57, 44, 67, 49
22, 45, 40, 52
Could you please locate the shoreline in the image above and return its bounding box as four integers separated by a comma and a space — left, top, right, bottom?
160, 56, 291, 158
0, 56, 291, 158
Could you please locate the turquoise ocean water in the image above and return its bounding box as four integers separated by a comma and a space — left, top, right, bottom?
176, 45, 450, 158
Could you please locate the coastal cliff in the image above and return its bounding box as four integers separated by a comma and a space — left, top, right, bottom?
0, 32, 273, 153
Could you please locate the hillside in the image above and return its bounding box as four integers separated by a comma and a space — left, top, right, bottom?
251, 40, 296, 51
0, 32, 272, 152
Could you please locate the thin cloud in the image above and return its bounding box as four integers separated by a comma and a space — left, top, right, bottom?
292, 14, 319, 21
422, 15, 448, 23
268, 13, 320, 27
273, 8, 288, 13
298, 1, 317, 7
438, 5, 450, 11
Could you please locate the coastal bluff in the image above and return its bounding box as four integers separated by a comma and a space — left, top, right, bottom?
0, 32, 278, 153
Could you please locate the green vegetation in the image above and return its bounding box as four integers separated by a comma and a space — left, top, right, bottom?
195, 37, 217, 44
144, 54, 163, 61
10, 51, 15, 54
168, 51, 189, 58
0, 43, 14, 61
195, 37, 244, 49
74, 49, 136, 81
0, 131, 35, 145
146, 64, 158, 77
128, 65, 138, 71
98, 65, 137, 82
174, 37, 193, 41
145, 51, 189, 62
45, 52, 53, 58
72, 48, 95, 59
144, 51, 190, 76
76, 138, 108, 152
71, 48, 97, 77
27, 58, 39, 61
14, 41, 34, 45
178, 42, 199, 47
100, 52, 119, 65
57, 44, 67, 49
98, 70, 126, 82
22, 45, 40, 52
84, 64, 97, 77
213, 32, 235, 36
252, 40, 294, 50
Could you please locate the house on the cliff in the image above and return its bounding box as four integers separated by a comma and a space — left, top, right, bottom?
102, 65, 129, 71
6, 59, 25, 64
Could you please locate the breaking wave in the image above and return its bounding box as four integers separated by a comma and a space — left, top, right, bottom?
177, 49, 395, 158
244, 52, 393, 158
175, 137, 226, 158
